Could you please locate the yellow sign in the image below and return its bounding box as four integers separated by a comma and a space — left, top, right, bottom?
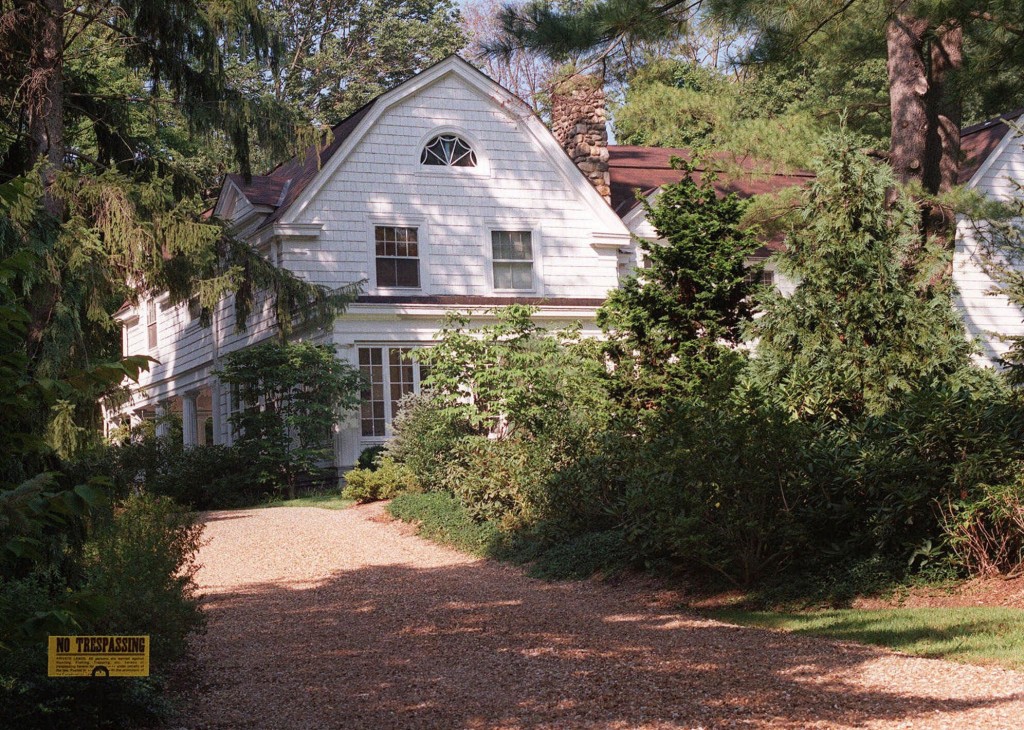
48, 636, 150, 677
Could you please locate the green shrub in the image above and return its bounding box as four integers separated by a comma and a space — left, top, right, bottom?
608, 390, 812, 585
386, 393, 473, 492
793, 382, 1024, 574
96, 438, 270, 509
217, 341, 362, 498
523, 529, 632, 581
357, 444, 386, 471
85, 493, 205, 664
387, 492, 503, 557
941, 474, 1024, 577
342, 458, 420, 503
0, 489, 203, 729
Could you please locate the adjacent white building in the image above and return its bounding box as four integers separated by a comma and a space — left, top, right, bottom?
955, 109, 1024, 363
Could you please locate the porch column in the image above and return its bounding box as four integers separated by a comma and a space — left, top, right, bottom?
155, 400, 170, 440
211, 380, 226, 445
182, 390, 199, 448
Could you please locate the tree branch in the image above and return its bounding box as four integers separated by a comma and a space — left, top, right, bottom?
969, 10, 1024, 38
800, 0, 862, 48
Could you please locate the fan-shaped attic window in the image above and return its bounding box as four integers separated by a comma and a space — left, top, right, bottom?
421, 134, 477, 167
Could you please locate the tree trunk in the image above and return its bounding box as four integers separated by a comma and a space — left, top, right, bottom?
25, 0, 65, 217
922, 22, 963, 241
886, 2, 963, 248
886, 3, 929, 197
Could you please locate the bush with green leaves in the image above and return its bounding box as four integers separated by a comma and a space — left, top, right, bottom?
85, 493, 205, 663
386, 491, 504, 557
356, 444, 386, 471
99, 437, 267, 509
393, 306, 612, 528
385, 393, 474, 494
803, 382, 1024, 572
0, 485, 204, 729
941, 473, 1024, 577
341, 457, 420, 503
217, 340, 362, 497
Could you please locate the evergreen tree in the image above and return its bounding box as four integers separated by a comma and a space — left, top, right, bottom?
748, 131, 976, 421
491, 0, 1024, 236
612, 58, 824, 170
597, 159, 758, 410
0, 1, 359, 448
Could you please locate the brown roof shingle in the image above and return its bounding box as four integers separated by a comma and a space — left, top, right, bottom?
959, 109, 1023, 184
224, 101, 376, 228
607, 146, 814, 216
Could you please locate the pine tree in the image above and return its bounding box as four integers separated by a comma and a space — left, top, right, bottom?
492, 0, 1024, 235
748, 131, 976, 421
597, 159, 758, 410
0, 1, 359, 446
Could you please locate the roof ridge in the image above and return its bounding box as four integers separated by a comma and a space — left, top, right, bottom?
962, 108, 1024, 137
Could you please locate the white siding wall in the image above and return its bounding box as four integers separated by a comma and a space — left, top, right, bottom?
955, 132, 1024, 363
287, 75, 621, 299
124, 297, 214, 397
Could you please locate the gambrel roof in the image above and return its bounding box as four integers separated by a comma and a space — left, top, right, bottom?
214, 55, 627, 237
215, 56, 1020, 233
220, 101, 377, 228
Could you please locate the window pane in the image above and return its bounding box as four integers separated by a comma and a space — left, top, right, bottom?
359, 347, 386, 437
375, 227, 419, 288
510, 262, 533, 289
389, 348, 416, 419
394, 259, 420, 288
493, 263, 512, 289
492, 231, 532, 261
510, 232, 532, 260
376, 258, 396, 287
494, 261, 532, 290
421, 134, 477, 167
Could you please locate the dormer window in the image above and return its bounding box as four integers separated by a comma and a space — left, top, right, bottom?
421, 134, 476, 167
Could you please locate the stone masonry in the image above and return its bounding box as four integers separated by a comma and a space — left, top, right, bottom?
551, 74, 611, 204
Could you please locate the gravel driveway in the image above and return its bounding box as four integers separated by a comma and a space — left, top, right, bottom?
172, 503, 1024, 729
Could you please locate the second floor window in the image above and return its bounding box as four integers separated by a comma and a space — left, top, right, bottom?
147, 300, 158, 349
492, 230, 533, 290
375, 226, 420, 288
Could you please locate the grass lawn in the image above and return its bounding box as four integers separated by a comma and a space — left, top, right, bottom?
709, 606, 1024, 670
262, 493, 354, 510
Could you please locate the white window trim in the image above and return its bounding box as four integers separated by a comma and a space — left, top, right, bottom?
412, 126, 491, 177
485, 224, 543, 295
146, 299, 159, 351
367, 217, 429, 294
357, 344, 428, 442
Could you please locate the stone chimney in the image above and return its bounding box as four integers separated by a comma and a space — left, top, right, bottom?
551, 74, 611, 204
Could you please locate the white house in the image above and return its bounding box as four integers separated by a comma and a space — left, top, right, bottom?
954, 109, 1024, 363
104, 56, 1024, 471
107, 56, 637, 470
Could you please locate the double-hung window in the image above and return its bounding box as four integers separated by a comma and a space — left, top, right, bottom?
375, 226, 420, 289
491, 230, 533, 291
358, 346, 426, 438
147, 300, 158, 349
